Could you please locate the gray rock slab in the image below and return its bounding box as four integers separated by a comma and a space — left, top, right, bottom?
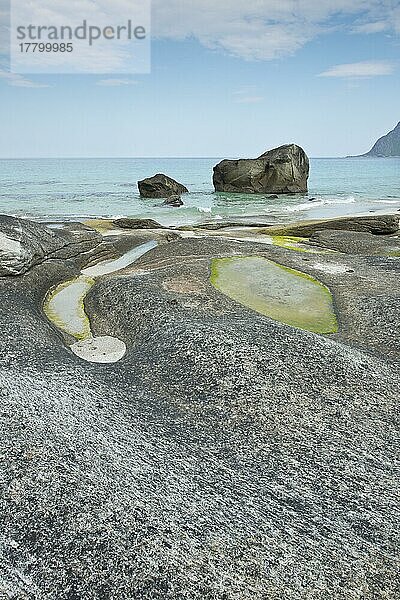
0, 228, 399, 599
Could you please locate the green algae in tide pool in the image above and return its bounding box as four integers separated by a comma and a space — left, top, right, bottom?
272, 235, 309, 252
211, 256, 338, 334
271, 235, 335, 254
44, 275, 95, 340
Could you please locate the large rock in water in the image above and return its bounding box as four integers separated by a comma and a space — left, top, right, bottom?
362, 121, 400, 157
213, 144, 309, 194
0, 215, 103, 276
138, 174, 189, 198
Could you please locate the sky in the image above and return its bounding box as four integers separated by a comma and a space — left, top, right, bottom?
0, 0, 399, 158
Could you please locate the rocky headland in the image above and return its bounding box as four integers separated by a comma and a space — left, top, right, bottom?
1, 212, 399, 599
359, 122, 400, 157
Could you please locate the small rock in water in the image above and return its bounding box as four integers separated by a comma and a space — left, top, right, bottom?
163, 195, 184, 208
138, 174, 189, 198
71, 336, 126, 364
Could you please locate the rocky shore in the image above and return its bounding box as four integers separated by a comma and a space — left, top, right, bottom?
1, 212, 399, 599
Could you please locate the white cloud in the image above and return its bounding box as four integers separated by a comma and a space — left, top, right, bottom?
0, 0, 399, 77
2, 0, 150, 75
96, 78, 137, 86
152, 1, 317, 60
352, 21, 387, 34
152, 0, 400, 61
318, 60, 396, 79
0, 69, 50, 87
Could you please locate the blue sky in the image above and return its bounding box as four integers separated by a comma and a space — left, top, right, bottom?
0, 0, 399, 158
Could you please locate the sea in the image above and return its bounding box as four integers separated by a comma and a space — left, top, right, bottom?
0, 157, 399, 226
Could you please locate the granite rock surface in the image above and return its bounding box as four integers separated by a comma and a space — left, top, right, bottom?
0, 217, 399, 599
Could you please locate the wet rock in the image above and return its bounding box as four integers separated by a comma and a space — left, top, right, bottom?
310, 230, 400, 256
0, 215, 103, 277
264, 214, 399, 238
213, 144, 309, 194
163, 195, 184, 208
165, 232, 181, 243
114, 218, 165, 230
187, 221, 274, 231
138, 174, 189, 199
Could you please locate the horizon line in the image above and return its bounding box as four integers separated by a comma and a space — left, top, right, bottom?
0, 155, 376, 160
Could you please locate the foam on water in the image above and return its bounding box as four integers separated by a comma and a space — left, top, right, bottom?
283, 196, 357, 213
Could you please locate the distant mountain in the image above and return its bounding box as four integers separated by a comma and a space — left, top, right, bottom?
361, 122, 400, 157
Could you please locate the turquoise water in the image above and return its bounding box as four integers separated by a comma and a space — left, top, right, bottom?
0, 157, 399, 226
